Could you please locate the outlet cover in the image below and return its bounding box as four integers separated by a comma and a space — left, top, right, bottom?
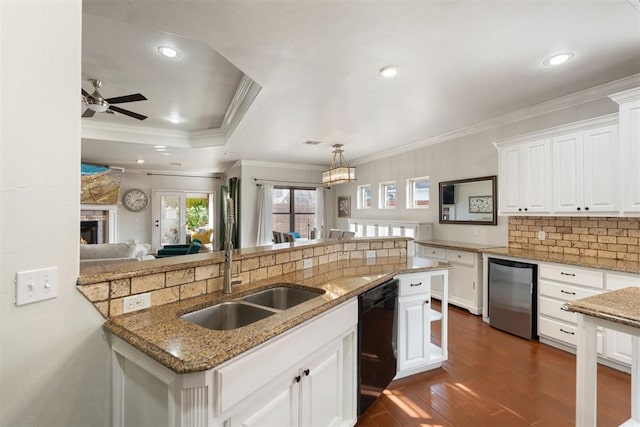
123, 293, 151, 313
538, 230, 546, 240
303, 258, 313, 269
15, 267, 58, 306
366, 250, 376, 258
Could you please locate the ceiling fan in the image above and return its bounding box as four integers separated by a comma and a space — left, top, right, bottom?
81, 79, 148, 121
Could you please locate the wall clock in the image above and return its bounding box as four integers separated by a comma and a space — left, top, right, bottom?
122, 188, 150, 212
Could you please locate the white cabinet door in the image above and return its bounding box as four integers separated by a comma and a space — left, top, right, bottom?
449, 263, 475, 309
553, 132, 584, 213
300, 342, 342, 427
604, 273, 640, 366
499, 144, 523, 213
583, 125, 618, 213
397, 296, 430, 371
498, 139, 551, 214
234, 380, 299, 427
619, 97, 640, 213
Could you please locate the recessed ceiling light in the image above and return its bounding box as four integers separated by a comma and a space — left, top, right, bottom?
155, 148, 167, 151
154, 145, 166, 149
379, 65, 399, 78
543, 52, 574, 66
136, 159, 145, 164
157, 46, 180, 59
167, 116, 182, 124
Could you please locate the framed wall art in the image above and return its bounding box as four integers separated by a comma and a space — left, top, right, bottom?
337, 195, 351, 218
468, 195, 493, 213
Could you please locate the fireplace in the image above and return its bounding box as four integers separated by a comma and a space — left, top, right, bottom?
80, 205, 117, 244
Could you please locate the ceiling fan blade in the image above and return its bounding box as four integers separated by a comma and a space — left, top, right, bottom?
108, 105, 147, 121
82, 88, 92, 99
105, 93, 147, 104
82, 108, 96, 118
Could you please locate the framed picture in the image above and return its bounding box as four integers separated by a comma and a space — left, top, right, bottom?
337, 195, 351, 218
469, 195, 493, 213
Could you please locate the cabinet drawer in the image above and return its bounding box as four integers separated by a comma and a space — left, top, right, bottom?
539, 279, 601, 301
539, 263, 603, 289
446, 249, 475, 266
606, 272, 640, 291
398, 273, 431, 297
538, 316, 604, 354
420, 246, 446, 260
539, 296, 576, 324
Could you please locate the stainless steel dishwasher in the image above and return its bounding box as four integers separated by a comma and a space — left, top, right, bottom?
488, 258, 538, 340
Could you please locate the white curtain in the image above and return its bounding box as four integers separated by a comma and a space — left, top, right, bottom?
256, 184, 274, 246
314, 187, 325, 239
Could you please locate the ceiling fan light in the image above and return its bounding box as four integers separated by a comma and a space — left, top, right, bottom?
87, 100, 109, 112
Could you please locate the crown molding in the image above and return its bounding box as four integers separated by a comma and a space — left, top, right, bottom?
237, 159, 326, 170
353, 73, 640, 166
82, 75, 261, 148
609, 86, 640, 104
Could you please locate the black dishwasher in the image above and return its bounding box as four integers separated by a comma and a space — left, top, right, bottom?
358, 278, 398, 415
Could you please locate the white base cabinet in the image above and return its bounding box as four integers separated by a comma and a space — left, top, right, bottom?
395, 270, 448, 379
604, 272, 640, 367
417, 245, 482, 315
110, 299, 358, 427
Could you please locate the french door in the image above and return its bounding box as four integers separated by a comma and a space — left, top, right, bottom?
152, 191, 186, 251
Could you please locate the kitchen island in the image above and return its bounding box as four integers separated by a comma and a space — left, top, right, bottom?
565, 287, 640, 427
85, 237, 450, 426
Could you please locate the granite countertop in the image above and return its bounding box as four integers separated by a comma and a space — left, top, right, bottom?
414, 240, 504, 253
482, 247, 640, 274
564, 287, 640, 329
104, 255, 449, 374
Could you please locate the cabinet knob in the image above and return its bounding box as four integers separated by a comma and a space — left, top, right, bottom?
585, 206, 589, 211
424, 300, 430, 304
294, 375, 301, 383
524, 208, 528, 211
577, 207, 581, 211
518, 208, 522, 212
303, 369, 310, 376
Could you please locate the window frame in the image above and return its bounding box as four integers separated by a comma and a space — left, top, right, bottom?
357, 184, 372, 209
379, 181, 397, 209
272, 186, 316, 237
406, 176, 430, 209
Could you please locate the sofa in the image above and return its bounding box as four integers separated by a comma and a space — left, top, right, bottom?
80, 242, 154, 267
156, 239, 202, 258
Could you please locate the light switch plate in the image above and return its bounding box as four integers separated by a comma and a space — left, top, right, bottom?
366, 250, 376, 258
303, 258, 313, 269
538, 230, 546, 240
16, 267, 58, 306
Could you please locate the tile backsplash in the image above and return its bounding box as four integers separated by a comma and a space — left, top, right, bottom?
509, 217, 639, 261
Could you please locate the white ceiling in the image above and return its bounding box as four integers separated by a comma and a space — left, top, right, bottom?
81, 0, 640, 174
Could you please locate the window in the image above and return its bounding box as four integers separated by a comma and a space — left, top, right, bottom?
272, 187, 316, 238
379, 181, 396, 209
357, 185, 372, 209
407, 177, 430, 208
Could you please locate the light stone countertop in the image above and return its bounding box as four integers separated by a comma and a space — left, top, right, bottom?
104, 255, 449, 374
414, 240, 504, 253
565, 287, 640, 329
482, 247, 640, 274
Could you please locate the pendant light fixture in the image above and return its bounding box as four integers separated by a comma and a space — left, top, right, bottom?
322, 144, 356, 185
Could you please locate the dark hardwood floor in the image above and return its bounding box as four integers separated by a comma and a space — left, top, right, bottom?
357, 303, 631, 427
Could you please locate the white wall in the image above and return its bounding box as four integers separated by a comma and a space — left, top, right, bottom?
334, 97, 618, 246
116, 171, 221, 245
0, 1, 111, 426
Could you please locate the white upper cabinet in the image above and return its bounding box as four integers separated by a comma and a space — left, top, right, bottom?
494, 108, 635, 216
610, 87, 640, 214
552, 125, 618, 213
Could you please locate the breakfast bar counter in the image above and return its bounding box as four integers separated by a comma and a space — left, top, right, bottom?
565, 287, 640, 426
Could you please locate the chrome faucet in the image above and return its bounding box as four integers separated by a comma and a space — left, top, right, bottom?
223, 196, 242, 293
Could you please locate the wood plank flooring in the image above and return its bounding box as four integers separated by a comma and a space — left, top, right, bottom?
357, 304, 631, 427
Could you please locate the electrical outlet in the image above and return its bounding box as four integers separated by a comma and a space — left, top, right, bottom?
123, 293, 151, 313
366, 250, 376, 258
538, 230, 546, 241
303, 258, 313, 269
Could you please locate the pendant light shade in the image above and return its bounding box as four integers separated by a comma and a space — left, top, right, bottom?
322, 144, 356, 185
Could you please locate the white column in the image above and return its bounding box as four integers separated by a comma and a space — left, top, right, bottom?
575, 313, 598, 426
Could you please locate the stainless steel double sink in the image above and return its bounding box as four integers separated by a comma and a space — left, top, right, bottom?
180, 285, 325, 331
